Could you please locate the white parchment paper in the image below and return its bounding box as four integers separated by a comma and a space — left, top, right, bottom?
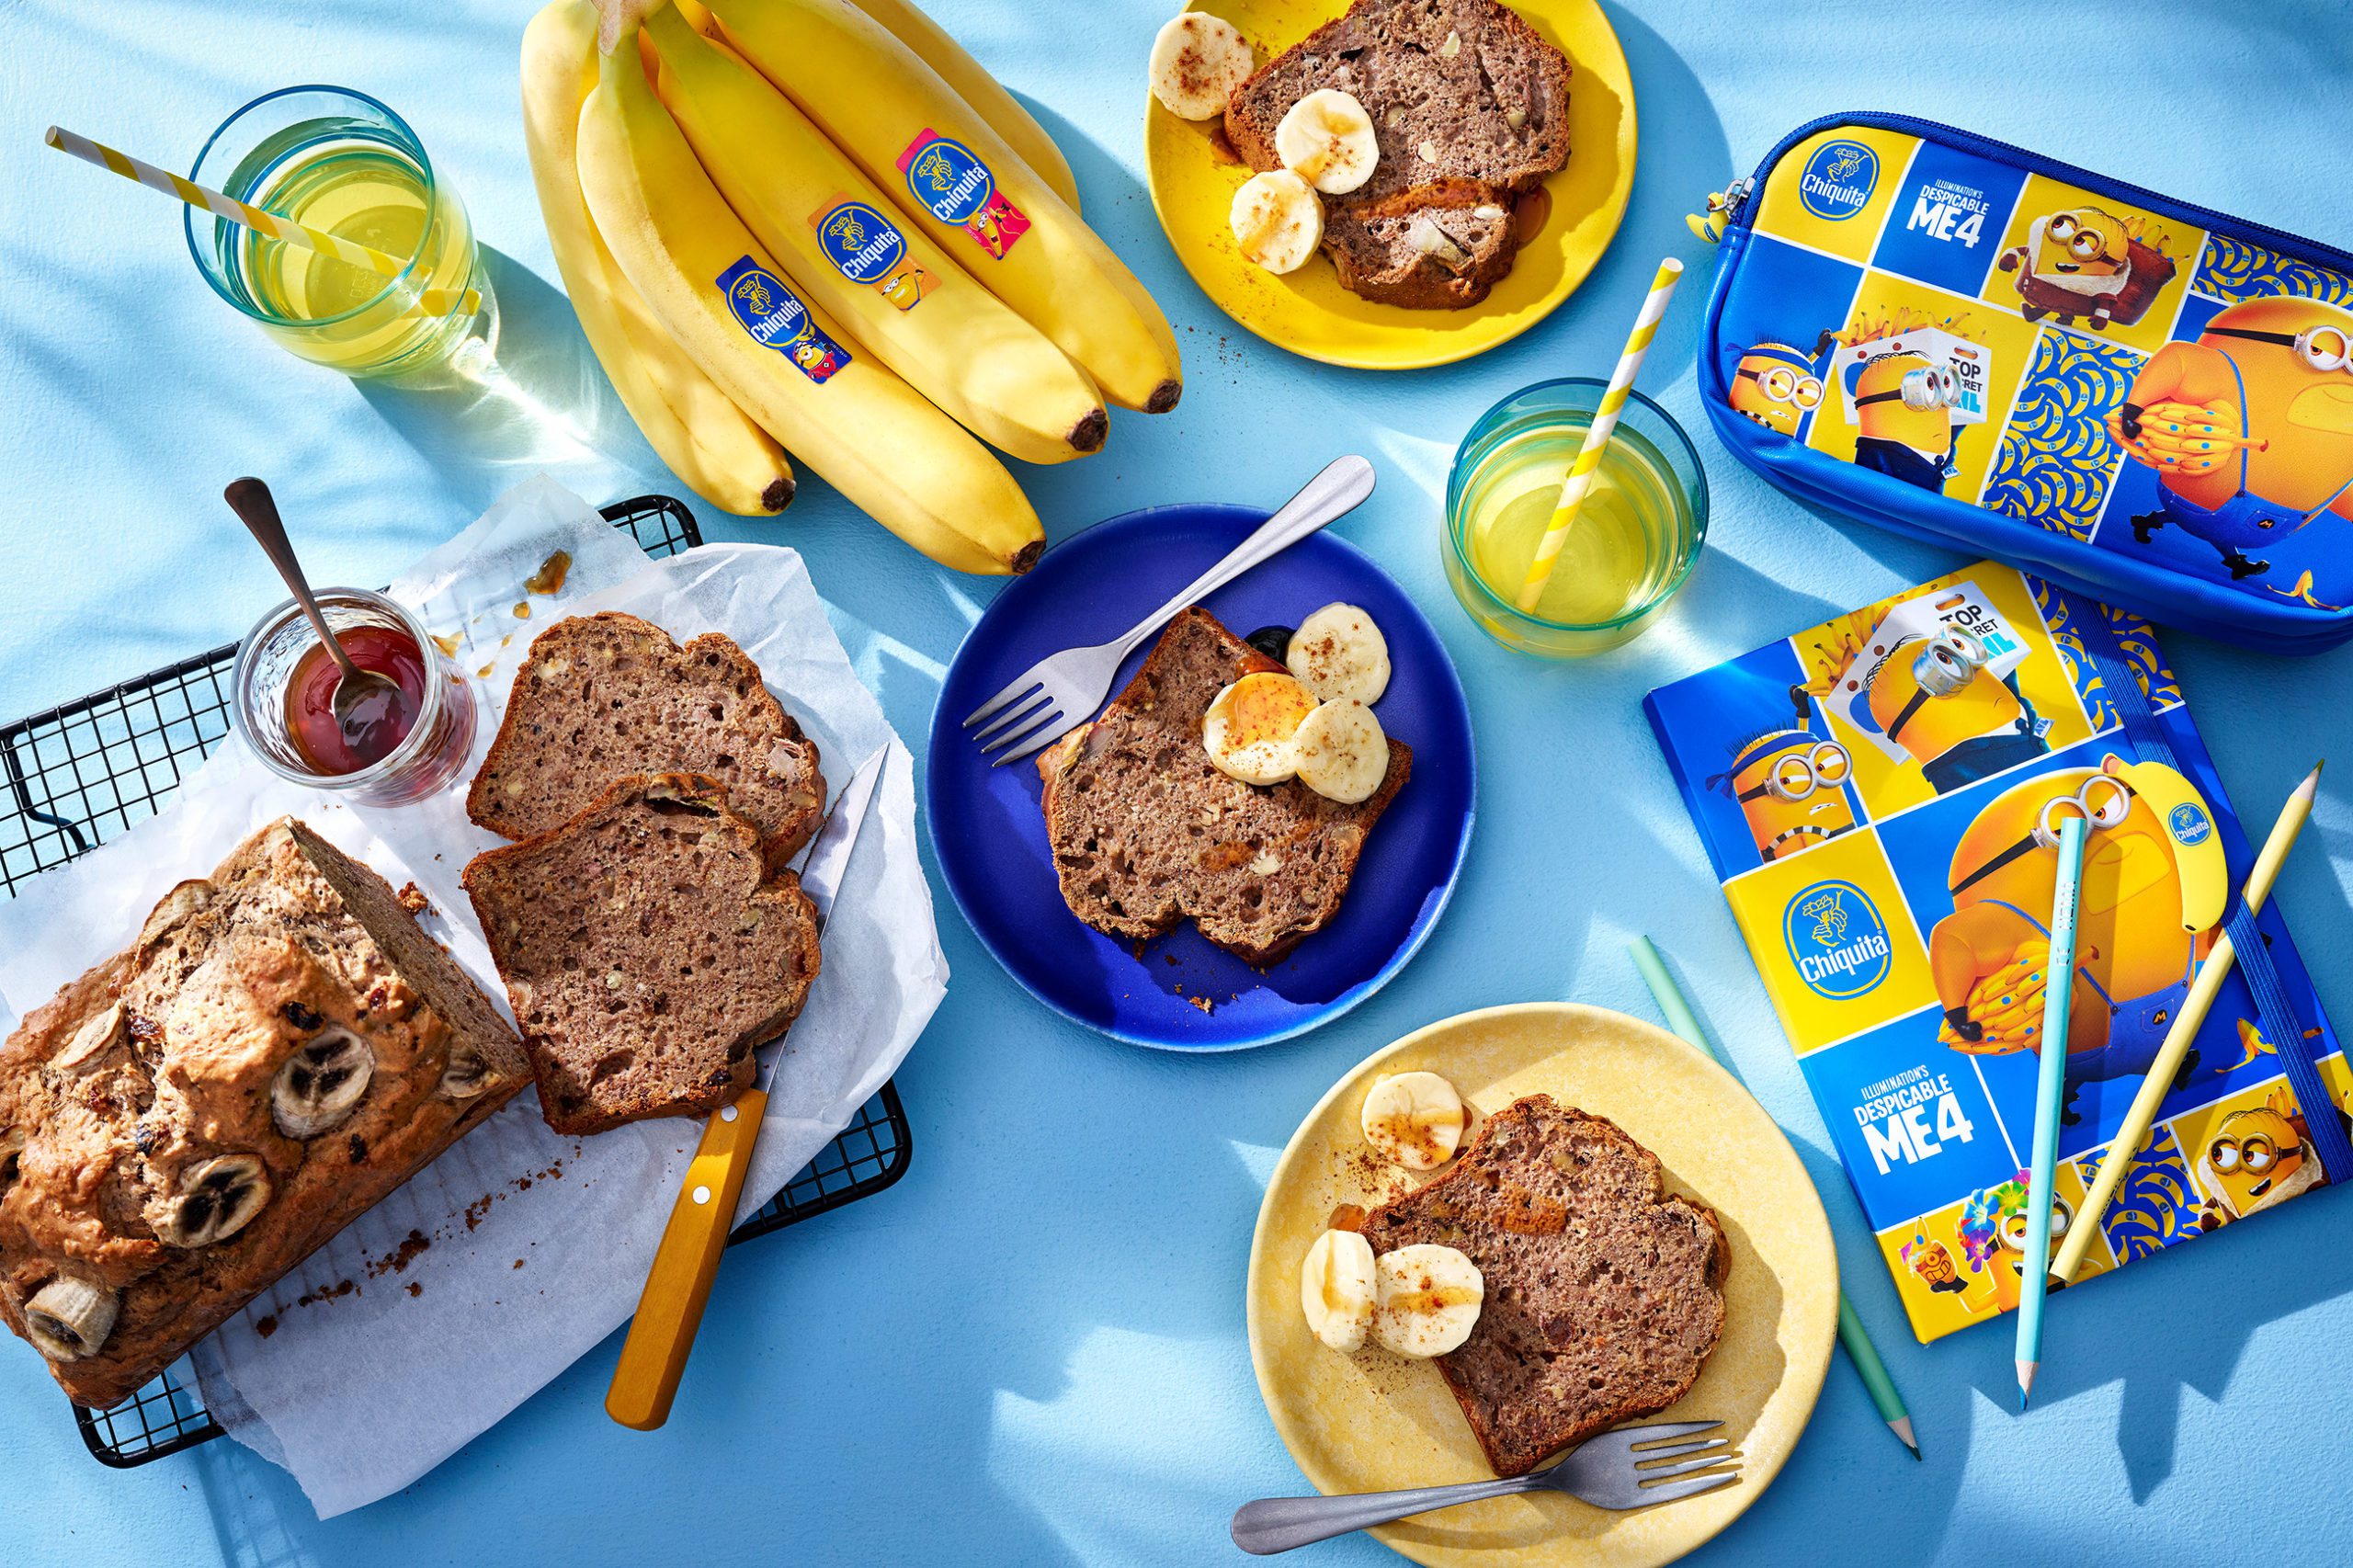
0, 475, 946, 1517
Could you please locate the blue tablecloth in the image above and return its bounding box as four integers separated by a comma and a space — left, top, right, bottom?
4, 2, 2350, 1562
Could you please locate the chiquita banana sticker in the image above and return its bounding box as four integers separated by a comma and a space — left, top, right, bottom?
897, 130, 1030, 259
808, 196, 933, 310
716, 257, 850, 383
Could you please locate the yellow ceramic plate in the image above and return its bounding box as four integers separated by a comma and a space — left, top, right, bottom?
1245, 1005, 1837, 1568
1142, 0, 1637, 369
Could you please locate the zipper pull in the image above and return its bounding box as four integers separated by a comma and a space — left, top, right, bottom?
1686, 177, 1753, 245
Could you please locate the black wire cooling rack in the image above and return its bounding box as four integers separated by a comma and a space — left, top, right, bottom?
1, 495, 912, 1468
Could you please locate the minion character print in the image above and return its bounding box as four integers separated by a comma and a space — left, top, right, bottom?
2195, 1088, 2323, 1228
1726, 340, 1828, 436
1850, 622, 2050, 793
1710, 684, 1858, 864
1900, 1232, 1967, 1296
1930, 755, 2227, 1120
1957, 1171, 2076, 1312
1995, 207, 2178, 332
2109, 296, 2353, 584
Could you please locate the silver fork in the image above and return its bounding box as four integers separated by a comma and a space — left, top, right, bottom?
962, 454, 1377, 764
1228, 1420, 1736, 1556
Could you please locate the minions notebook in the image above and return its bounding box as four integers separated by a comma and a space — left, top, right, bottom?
1644, 565, 2347, 1341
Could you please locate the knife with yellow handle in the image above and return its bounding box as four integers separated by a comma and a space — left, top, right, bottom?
606, 744, 891, 1431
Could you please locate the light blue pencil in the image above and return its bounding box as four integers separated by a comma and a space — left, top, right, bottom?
2016, 813, 2088, 1410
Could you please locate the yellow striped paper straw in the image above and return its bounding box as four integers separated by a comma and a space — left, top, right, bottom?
44, 124, 481, 318
1515, 256, 1684, 613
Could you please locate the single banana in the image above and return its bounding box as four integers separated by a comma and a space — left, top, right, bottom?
701, 0, 1182, 414
577, 30, 1042, 574
842, 0, 1081, 213
643, 5, 1105, 466
523, 0, 792, 517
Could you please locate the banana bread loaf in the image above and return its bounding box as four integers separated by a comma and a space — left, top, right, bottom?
0, 820, 528, 1409
1358, 1095, 1729, 1476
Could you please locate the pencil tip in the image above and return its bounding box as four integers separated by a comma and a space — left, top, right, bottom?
2016, 1362, 2038, 1410
1889, 1415, 1916, 1453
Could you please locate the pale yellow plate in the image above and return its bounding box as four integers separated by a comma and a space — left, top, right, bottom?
1142, 0, 1638, 369
1245, 1004, 1837, 1568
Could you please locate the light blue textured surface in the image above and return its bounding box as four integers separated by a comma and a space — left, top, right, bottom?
4, 2, 2351, 1563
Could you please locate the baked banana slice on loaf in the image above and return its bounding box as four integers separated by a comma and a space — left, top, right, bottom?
1224, 0, 1573, 309
469, 611, 825, 869
1358, 1095, 1730, 1477
463, 773, 823, 1135
1037, 607, 1409, 966
0, 820, 527, 1409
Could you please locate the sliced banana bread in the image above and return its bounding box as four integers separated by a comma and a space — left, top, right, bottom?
461, 773, 822, 1135
1358, 1095, 1730, 1477
1036, 607, 1409, 966
468, 612, 824, 869
1224, 0, 1573, 309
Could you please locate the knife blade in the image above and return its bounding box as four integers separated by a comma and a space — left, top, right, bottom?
789, 742, 890, 933
607, 743, 892, 1432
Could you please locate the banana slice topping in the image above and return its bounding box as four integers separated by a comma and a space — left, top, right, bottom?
50, 1002, 131, 1075
24, 1277, 119, 1362
1231, 170, 1324, 275
1275, 89, 1380, 195
1286, 603, 1391, 705
1360, 1071, 1468, 1170
1148, 12, 1256, 119
438, 1040, 502, 1102
1203, 670, 1317, 785
1300, 1227, 1378, 1352
1372, 1243, 1484, 1358
1292, 698, 1389, 804
150, 1153, 272, 1249
271, 1026, 375, 1140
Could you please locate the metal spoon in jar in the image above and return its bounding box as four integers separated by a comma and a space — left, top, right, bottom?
222, 477, 410, 756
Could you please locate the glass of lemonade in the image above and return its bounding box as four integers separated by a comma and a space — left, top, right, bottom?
1443, 378, 1709, 658
184, 86, 490, 379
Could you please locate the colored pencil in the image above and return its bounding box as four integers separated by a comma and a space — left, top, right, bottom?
2015, 813, 2087, 1411
1630, 936, 1919, 1459
1515, 257, 1681, 612
43, 124, 481, 317
2052, 761, 2324, 1284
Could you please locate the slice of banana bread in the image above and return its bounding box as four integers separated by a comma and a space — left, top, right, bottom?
461, 773, 822, 1135
468, 612, 824, 869
1036, 607, 1409, 966
1223, 0, 1573, 309
1358, 1095, 1730, 1477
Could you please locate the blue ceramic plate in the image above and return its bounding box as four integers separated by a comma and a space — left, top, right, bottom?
926, 503, 1475, 1051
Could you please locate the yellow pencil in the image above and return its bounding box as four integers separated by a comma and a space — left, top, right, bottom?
44, 125, 480, 318
2052, 760, 2323, 1282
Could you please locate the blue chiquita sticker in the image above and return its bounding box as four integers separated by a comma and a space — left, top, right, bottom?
716, 257, 847, 383
897, 129, 1031, 258
1784, 880, 1893, 999
2170, 801, 2213, 846
809, 198, 931, 309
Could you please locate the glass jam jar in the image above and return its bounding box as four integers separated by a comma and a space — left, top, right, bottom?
232, 586, 476, 804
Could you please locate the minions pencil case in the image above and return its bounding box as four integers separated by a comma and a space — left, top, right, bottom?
1696, 112, 2353, 654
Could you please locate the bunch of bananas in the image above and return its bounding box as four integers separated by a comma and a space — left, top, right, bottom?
522, 0, 1183, 572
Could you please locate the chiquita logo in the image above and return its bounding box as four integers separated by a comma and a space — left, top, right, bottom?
2170, 801, 2213, 846
1799, 141, 1878, 221
816, 201, 908, 284
904, 136, 994, 225
1783, 880, 1893, 999
715, 257, 848, 384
